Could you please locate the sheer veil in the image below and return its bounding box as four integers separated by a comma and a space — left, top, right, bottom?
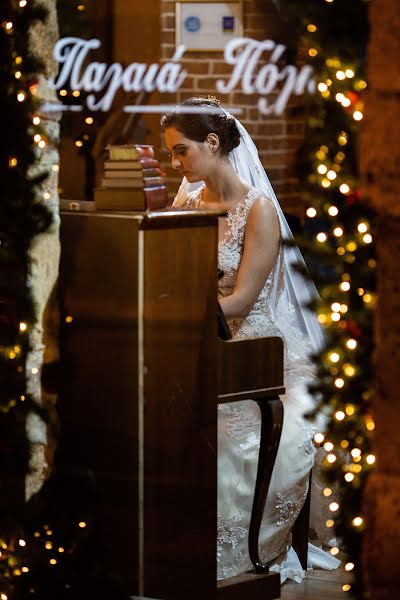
175, 115, 325, 358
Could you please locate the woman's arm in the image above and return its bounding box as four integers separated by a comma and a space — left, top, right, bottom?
219, 197, 280, 320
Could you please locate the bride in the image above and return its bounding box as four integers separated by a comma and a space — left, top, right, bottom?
161, 97, 340, 583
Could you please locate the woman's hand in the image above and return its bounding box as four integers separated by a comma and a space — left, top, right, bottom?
219, 197, 280, 320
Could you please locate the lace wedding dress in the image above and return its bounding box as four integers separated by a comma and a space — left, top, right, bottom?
173, 185, 340, 583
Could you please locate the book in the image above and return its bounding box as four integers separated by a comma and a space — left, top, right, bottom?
101, 178, 144, 188
104, 170, 144, 179
103, 167, 164, 179
94, 186, 168, 211
104, 158, 159, 170
107, 144, 155, 161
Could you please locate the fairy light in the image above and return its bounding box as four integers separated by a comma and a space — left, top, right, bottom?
345, 69, 355, 78
318, 82, 328, 93
5, 21, 13, 30
65, 315, 73, 323
52, 164, 60, 172
331, 303, 341, 313
335, 92, 345, 103
366, 454, 376, 465
335, 410, 345, 421
330, 547, 340, 556
329, 352, 340, 362
18, 539, 26, 547
60, 89, 68, 96
75, 140, 83, 148
309, 48, 318, 57
50, 558, 57, 565
353, 110, 363, 121
85, 116, 94, 124
19, 322, 27, 331
324, 441, 334, 452
327, 453, 337, 463
38, 140, 46, 148
351, 448, 361, 459
343, 364, 355, 377
341, 97, 351, 107
357, 80, 367, 90
17, 92, 26, 102
78, 521, 87, 528
314, 432, 325, 444
326, 519, 334, 528
333, 227, 343, 237
335, 378, 345, 388
331, 312, 340, 322
19, 0, 28, 6
363, 233, 373, 244
340, 183, 350, 194
345, 473, 355, 482
306, 207, 317, 218
329, 502, 339, 512
34, 134, 41, 143
346, 241, 357, 252
336, 70, 346, 80
318, 164, 328, 174
343, 585, 351, 592
340, 281, 350, 292
33, 116, 41, 125
340, 304, 348, 313
321, 178, 331, 188
323, 487, 333, 497
352, 517, 363, 527
328, 205, 338, 216
317, 232, 327, 242
357, 222, 368, 233
15, 71, 22, 79
327, 169, 337, 180
72, 90, 81, 97
307, 24, 317, 32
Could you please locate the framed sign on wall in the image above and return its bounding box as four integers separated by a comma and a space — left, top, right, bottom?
176, 1, 243, 52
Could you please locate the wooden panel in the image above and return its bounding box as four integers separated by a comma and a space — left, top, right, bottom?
141, 223, 218, 599
58, 213, 142, 589
218, 337, 284, 396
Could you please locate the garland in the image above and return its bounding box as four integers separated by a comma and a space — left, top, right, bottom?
276, 1, 373, 598
0, 0, 52, 591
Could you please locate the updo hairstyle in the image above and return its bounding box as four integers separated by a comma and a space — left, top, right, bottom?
161, 97, 241, 156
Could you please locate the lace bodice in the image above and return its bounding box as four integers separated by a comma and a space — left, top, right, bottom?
173, 185, 314, 378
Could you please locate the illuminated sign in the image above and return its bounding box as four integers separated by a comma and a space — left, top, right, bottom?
47, 37, 315, 116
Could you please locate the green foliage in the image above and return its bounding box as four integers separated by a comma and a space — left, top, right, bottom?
277, 1, 374, 598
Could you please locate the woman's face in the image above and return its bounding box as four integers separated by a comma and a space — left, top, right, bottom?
164, 127, 217, 182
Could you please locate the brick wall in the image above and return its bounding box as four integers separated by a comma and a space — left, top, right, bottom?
159, 0, 306, 217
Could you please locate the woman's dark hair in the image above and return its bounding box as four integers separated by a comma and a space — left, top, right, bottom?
161, 97, 241, 156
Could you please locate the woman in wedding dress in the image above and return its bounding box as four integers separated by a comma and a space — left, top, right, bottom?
162, 97, 340, 583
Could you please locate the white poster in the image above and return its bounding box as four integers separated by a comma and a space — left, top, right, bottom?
176, 2, 243, 52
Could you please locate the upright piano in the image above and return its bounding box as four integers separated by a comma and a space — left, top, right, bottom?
58, 204, 288, 600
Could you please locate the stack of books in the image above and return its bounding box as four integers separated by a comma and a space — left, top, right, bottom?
94, 144, 168, 211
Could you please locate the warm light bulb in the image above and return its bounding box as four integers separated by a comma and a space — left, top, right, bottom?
327, 170, 337, 180
327, 453, 337, 463
79, 521, 87, 528
351, 448, 361, 458
340, 282, 350, 292
323, 488, 333, 497
329, 502, 339, 512
343, 585, 351, 592
324, 442, 334, 452
331, 303, 341, 312
334, 227, 343, 237
321, 178, 331, 188
345, 473, 355, 482
363, 233, 373, 244
335, 410, 345, 421
17, 92, 25, 102
328, 205, 338, 216
353, 110, 363, 121
5, 22, 13, 30
326, 519, 334, 528
309, 48, 318, 57
341, 97, 351, 107
345, 69, 355, 78
340, 184, 350, 194
317, 232, 327, 242
343, 364, 355, 377
345, 405, 355, 416
330, 547, 340, 555
314, 432, 325, 444
85, 117, 94, 124
318, 164, 328, 174
335, 378, 344, 388
352, 516, 363, 527
336, 71, 346, 80
329, 352, 340, 363
38, 140, 46, 149
306, 207, 317, 218
19, 322, 27, 331
318, 83, 328, 93
366, 454, 376, 465
72, 90, 81, 97
307, 24, 317, 32
331, 313, 341, 322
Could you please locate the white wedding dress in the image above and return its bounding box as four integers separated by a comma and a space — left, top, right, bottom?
173, 184, 340, 584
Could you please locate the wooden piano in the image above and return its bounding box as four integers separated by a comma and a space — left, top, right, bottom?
57, 203, 293, 600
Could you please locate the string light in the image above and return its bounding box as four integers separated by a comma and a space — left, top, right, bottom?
353, 110, 363, 121
328, 205, 338, 216
352, 517, 363, 527
314, 432, 325, 444
343, 584, 351, 592
335, 410, 345, 421
335, 378, 345, 388
317, 232, 327, 242
330, 547, 340, 555
307, 24, 317, 32
306, 207, 317, 218
33, 116, 41, 125
345, 473, 355, 482
317, 164, 328, 174
340, 183, 350, 194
